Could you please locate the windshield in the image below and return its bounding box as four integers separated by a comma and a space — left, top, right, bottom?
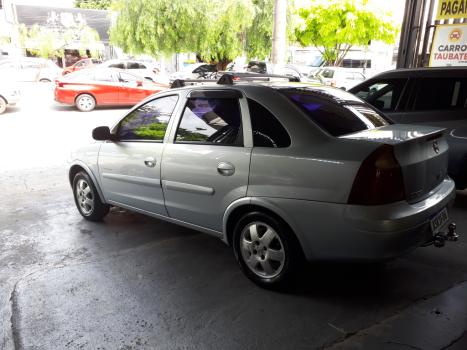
280, 88, 390, 137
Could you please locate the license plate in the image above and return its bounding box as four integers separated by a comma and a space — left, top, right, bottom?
430, 208, 449, 234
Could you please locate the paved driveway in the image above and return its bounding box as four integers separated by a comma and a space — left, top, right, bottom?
1, 83, 467, 350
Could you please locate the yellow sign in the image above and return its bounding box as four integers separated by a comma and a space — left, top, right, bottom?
436, 0, 467, 20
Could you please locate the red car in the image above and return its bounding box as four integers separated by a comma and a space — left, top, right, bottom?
54, 68, 168, 111
62, 58, 101, 75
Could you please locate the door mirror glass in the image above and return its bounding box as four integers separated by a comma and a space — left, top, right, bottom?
92, 126, 115, 141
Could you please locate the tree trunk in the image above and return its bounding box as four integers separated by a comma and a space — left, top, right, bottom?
271, 0, 287, 66
215, 58, 231, 71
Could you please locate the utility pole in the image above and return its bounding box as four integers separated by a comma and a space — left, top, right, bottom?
271, 0, 287, 67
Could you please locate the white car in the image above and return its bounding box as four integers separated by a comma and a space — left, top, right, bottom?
169, 63, 217, 82
0, 81, 20, 114
0, 57, 61, 82
100, 59, 168, 84
315, 67, 366, 90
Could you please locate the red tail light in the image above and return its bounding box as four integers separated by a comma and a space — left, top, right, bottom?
348, 145, 406, 205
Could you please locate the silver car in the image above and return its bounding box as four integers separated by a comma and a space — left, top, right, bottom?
69, 78, 456, 288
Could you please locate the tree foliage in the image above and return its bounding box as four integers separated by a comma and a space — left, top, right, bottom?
75, 0, 112, 10
110, 0, 282, 67
295, 0, 398, 66
18, 23, 100, 59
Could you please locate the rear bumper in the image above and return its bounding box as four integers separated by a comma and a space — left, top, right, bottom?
256, 177, 456, 261
54, 88, 76, 105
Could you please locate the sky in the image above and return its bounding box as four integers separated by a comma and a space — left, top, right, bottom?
11, 0, 75, 7
11, 0, 407, 24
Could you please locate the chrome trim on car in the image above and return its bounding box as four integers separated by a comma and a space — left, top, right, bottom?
162, 180, 215, 195
102, 173, 161, 187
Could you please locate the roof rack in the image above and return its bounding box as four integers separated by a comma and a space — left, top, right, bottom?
170, 72, 300, 89
170, 79, 217, 89
217, 72, 300, 84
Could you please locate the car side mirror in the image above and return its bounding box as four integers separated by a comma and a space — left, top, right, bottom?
92, 126, 116, 141
136, 80, 143, 87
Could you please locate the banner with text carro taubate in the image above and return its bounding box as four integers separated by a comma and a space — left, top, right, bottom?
436, 0, 467, 20
429, 24, 467, 66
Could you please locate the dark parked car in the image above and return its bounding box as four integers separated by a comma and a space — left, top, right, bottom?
350, 67, 467, 190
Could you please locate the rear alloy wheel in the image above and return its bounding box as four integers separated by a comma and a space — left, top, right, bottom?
75, 94, 96, 112
0, 97, 6, 114
73, 171, 109, 221
233, 212, 301, 289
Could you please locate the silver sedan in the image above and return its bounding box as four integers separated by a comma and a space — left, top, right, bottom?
69, 79, 456, 288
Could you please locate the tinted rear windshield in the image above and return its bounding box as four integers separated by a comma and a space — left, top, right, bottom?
281, 88, 390, 136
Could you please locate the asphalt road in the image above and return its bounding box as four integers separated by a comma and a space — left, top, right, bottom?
1, 83, 467, 350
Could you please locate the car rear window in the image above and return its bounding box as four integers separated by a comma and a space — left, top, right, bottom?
281, 88, 390, 136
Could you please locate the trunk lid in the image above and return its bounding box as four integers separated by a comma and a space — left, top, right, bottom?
342, 124, 449, 203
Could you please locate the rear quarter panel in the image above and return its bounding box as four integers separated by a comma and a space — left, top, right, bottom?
241, 86, 380, 203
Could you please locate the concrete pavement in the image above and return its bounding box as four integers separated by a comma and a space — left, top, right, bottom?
1, 83, 467, 349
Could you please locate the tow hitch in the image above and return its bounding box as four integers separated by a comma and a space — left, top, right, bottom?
425, 223, 460, 248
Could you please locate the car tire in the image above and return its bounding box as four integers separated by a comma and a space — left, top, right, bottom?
72, 171, 109, 221
39, 78, 51, 82
75, 94, 96, 112
0, 96, 6, 114
233, 211, 303, 289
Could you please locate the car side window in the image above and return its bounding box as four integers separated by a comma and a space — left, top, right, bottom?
458, 79, 467, 109
175, 97, 243, 146
128, 62, 145, 69
412, 78, 467, 111
117, 95, 179, 141
354, 79, 406, 112
22, 60, 41, 69
248, 99, 291, 148
93, 71, 116, 82
109, 63, 125, 69
119, 72, 138, 82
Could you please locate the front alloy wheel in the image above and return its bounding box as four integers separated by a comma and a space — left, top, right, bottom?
76, 178, 94, 216
72, 171, 109, 221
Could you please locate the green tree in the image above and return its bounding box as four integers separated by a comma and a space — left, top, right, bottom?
75, 0, 112, 9
295, 0, 398, 66
18, 23, 100, 59
110, 0, 282, 68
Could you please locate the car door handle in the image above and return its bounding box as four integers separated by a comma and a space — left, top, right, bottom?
144, 157, 156, 168
217, 162, 235, 176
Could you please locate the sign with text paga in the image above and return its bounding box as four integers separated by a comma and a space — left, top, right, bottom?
436, 0, 467, 20
430, 24, 467, 66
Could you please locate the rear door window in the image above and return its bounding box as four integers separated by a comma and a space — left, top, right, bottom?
175, 97, 243, 145
352, 78, 407, 112
411, 78, 467, 111
94, 70, 116, 82
248, 99, 291, 147
108, 62, 125, 69
281, 88, 389, 137
128, 62, 146, 69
